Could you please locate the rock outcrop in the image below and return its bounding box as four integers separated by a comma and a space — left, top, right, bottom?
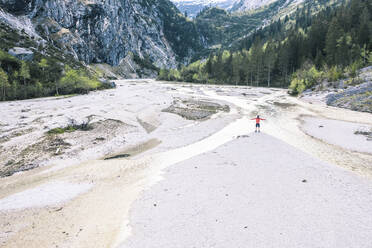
302, 66, 372, 114
230, 0, 304, 12
326, 67, 372, 114
0, 0, 201, 69
326, 82, 372, 113
8, 47, 34, 61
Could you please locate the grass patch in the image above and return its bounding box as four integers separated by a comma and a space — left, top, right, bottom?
47, 126, 76, 134
47, 117, 93, 135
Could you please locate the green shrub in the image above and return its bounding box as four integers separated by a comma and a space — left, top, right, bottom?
289, 65, 323, 95
168, 69, 181, 81
326, 66, 344, 82
345, 61, 361, 78
157, 68, 169, 80
289, 78, 306, 95
59, 66, 101, 94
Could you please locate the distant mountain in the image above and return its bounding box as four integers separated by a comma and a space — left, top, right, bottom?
171, 0, 236, 17
231, 0, 281, 12
229, 0, 305, 12
171, 0, 304, 17
0, 0, 349, 80
160, 0, 371, 95
192, 0, 304, 52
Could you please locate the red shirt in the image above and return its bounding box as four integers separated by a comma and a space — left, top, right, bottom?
251, 118, 265, 124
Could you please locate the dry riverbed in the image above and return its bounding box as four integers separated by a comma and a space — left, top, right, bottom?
0, 79, 371, 247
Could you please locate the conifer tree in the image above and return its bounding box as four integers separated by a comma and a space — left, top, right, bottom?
325, 18, 342, 65
0, 68, 9, 101
19, 61, 30, 86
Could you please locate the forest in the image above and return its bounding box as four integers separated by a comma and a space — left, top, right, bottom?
158, 0, 372, 95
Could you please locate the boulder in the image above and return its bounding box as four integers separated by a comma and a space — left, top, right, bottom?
8, 47, 34, 61
98, 78, 116, 88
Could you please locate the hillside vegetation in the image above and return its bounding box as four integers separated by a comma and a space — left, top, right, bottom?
158, 0, 372, 92
194, 0, 286, 47
0, 23, 111, 101
157, 0, 203, 62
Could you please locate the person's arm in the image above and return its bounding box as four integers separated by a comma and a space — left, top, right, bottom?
251, 118, 256, 120
260, 118, 266, 120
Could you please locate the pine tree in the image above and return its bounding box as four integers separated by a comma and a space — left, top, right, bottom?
19, 61, 30, 86
314, 49, 324, 69
358, 8, 370, 48
325, 18, 342, 65
232, 53, 243, 85
215, 52, 223, 81
361, 44, 369, 65
39, 58, 48, 78
48, 59, 63, 95
224, 52, 233, 82
264, 42, 276, 87
205, 53, 213, 76
278, 44, 290, 87
250, 39, 263, 86
336, 35, 350, 67
0, 68, 9, 101
308, 18, 327, 59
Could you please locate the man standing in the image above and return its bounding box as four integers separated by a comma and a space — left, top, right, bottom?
251, 115, 265, 132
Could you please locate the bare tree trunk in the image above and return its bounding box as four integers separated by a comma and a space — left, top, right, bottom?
250, 70, 253, 87
267, 64, 271, 88
55, 81, 59, 95
285, 70, 287, 86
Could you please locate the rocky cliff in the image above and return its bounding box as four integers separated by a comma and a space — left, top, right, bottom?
230, 0, 304, 12
171, 0, 236, 18
0, 0, 201, 69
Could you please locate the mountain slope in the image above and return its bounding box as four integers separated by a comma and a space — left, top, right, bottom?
193, 0, 299, 51
0, 0, 201, 68
0, 0, 205, 101
171, 0, 236, 17
158, 0, 372, 96
231, 0, 303, 12
171, 0, 305, 18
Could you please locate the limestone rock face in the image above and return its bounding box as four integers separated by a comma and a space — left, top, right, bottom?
0, 0, 198, 68
8, 47, 34, 61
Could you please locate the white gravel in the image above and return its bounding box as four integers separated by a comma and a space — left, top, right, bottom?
1, 81, 371, 248
0, 181, 92, 211
120, 134, 372, 248
302, 116, 372, 154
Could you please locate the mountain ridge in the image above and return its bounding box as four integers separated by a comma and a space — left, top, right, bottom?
171, 0, 304, 17
0, 0, 203, 68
